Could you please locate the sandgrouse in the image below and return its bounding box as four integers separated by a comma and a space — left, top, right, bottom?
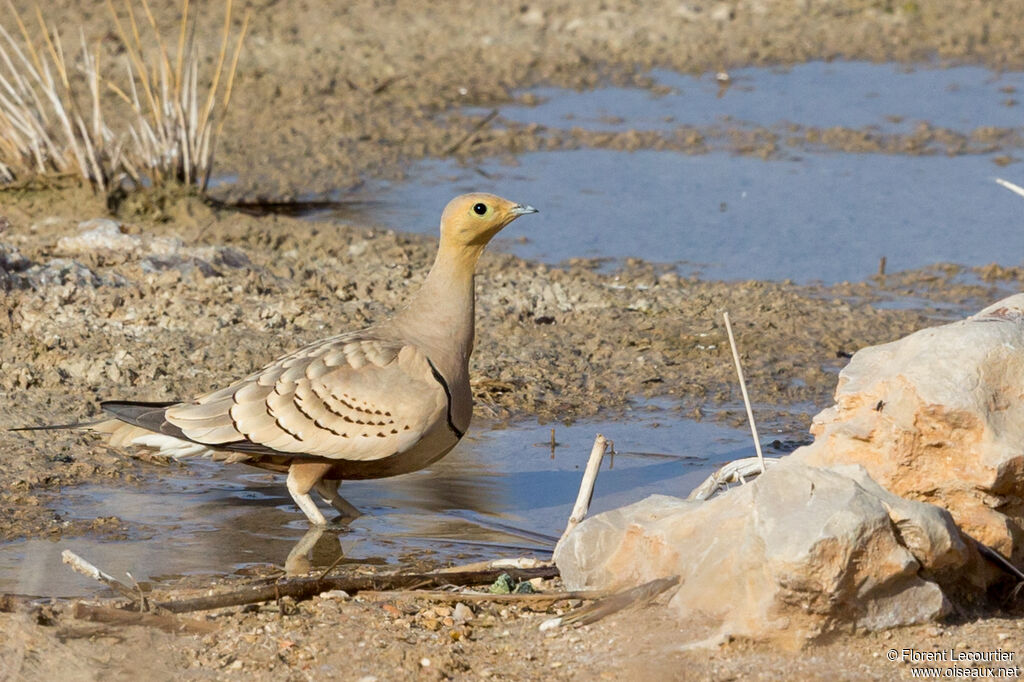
48, 193, 536, 524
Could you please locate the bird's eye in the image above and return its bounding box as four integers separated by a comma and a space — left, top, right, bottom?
473, 203, 488, 215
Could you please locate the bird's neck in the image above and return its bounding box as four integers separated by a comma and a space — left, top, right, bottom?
392, 242, 483, 374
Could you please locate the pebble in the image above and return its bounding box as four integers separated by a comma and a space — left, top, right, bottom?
318, 590, 350, 600
539, 618, 561, 632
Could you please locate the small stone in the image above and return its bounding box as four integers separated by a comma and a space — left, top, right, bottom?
453, 603, 473, 622
420, 658, 431, 668
318, 590, 350, 600
58, 219, 140, 255
539, 617, 561, 632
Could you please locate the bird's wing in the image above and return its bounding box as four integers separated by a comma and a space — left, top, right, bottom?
163, 335, 451, 461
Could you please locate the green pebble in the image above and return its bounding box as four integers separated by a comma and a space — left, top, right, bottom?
489, 573, 515, 594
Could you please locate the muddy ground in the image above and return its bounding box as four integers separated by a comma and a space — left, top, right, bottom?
4, 0, 1024, 679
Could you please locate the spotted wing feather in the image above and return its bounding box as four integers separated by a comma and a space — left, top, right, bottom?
165, 335, 448, 461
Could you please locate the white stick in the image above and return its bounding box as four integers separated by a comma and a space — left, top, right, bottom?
61, 549, 136, 599
723, 312, 765, 473
557, 434, 608, 547
995, 177, 1024, 200
687, 456, 781, 501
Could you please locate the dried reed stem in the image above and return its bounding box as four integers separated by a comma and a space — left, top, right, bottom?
0, 0, 247, 195
995, 177, 1024, 200
723, 312, 765, 473
557, 434, 609, 549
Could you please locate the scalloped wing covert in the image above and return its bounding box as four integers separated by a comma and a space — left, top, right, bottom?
163, 336, 448, 461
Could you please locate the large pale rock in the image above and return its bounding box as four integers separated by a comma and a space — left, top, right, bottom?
790, 294, 1024, 561
555, 461, 974, 644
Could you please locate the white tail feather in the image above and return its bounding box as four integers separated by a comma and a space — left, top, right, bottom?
130, 433, 213, 459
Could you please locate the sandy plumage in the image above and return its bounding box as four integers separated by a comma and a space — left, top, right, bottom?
95, 193, 537, 524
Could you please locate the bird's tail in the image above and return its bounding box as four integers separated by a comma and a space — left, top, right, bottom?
9, 418, 108, 432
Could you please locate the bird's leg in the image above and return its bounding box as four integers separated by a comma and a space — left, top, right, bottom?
286, 461, 335, 525
314, 478, 362, 520
284, 525, 326, 575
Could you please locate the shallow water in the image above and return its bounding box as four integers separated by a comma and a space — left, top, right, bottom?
323, 61, 1024, 283
344, 150, 1024, 283
487, 62, 1024, 133
0, 410, 782, 597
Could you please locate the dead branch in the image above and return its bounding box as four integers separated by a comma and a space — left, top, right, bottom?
359, 588, 606, 605
153, 565, 559, 614
436, 557, 549, 574
71, 602, 217, 634
540, 576, 681, 630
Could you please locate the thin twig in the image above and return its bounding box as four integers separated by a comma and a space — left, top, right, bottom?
317, 552, 347, 580
722, 312, 765, 473
445, 108, 499, 155
125, 571, 150, 612
973, 537, 1024, 583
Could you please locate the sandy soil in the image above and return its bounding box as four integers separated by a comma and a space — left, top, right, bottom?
4, 0, 1024, 679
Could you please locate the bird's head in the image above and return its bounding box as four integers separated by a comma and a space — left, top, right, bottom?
439, 193, 538, 250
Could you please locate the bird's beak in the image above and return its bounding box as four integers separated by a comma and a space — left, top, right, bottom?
509, 203, 538, 216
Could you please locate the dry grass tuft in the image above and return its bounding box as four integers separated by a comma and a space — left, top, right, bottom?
0, 0, 248, 197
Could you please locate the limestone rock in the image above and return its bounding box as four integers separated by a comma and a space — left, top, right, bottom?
57, 219, 142, 255
554, 461, 972, 644
53, 219, 250, 279
790, 293, 1024, 561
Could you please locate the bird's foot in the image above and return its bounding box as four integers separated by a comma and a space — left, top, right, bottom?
284, 526, 345, 576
